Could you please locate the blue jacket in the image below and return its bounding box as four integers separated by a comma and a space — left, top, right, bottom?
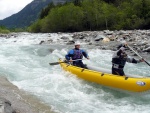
65, 48, 88, 60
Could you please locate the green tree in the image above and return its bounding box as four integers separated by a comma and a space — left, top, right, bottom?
82, 0, 107, 30
39, 2, 55, 19
28, 20, 42, 32
0, 26, 10, 33
41, 3, 84, 32
74, 0, 82, 6
101, 2, 118, 30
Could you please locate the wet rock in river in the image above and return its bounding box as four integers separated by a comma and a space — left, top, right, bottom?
0, 97, 15, 113
143, 47, 150, 52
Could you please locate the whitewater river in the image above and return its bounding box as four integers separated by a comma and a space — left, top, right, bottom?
0, 32, 150, 113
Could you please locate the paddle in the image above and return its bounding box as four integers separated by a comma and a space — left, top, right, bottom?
127, 45, 150, 66
49, 59, 83, 65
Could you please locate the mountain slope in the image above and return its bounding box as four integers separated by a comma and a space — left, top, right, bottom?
0, 0, 53, 28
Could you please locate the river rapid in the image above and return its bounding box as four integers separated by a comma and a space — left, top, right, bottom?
0, 32, 150, 113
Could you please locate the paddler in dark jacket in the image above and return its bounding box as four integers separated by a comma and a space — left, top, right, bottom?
65, 42, 89, 68
112, 42, 144, 76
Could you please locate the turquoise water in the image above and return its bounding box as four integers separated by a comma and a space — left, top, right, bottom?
0, 33, 150, 113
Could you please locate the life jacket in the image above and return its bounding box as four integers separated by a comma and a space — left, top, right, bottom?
112, 57, 127, 69
112, 52, 127, 69
72, 49, 83, 60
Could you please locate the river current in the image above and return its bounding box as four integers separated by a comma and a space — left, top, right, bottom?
0, 32, 150, 113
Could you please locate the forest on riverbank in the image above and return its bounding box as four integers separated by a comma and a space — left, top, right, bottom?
0, 26, 10, 33
1, 0, 150, 33
0, 26, 26, 33
28, 0, 150, 33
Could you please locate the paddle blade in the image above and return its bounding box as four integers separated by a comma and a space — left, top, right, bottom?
49, 62, 60, 65
49, 61, 65, 65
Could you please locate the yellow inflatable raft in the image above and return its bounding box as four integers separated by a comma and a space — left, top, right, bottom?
59, 59, 150, 92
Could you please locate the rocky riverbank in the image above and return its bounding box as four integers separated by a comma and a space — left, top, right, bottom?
40, 30, 150, 58
1, 30, 150, 56
0, 76, 56, 113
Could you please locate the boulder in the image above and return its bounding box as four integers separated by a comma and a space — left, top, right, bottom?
102, 37, 110, 42
0, 97, 15, 113
94, 35, 106, 41
143, 47, 150, 52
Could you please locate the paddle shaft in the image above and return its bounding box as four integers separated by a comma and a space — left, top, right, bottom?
49, 59, 83, 65
127, 45, 150, 66
67, 59, 83, 62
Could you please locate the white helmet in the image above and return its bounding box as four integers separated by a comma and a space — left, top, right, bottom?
74, 42, 80, 46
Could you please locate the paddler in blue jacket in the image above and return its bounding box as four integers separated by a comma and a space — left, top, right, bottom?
65, 42, 89, 68
112, 41, 144, 76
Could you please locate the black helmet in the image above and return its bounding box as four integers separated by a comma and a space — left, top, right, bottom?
117, 41, 127, 50
117, 44, 127, 50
